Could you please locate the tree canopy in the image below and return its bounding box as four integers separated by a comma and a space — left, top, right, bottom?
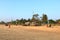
42, 14, 48, 24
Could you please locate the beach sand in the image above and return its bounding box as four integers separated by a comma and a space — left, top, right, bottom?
0, 25, 60, 40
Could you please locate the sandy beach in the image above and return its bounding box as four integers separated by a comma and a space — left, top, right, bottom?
0, 25, 60, 40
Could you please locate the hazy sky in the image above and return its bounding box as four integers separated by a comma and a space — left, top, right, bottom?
0, 0, 60, 22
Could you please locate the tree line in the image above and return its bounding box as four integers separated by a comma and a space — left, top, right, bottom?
0, 14, 60, 26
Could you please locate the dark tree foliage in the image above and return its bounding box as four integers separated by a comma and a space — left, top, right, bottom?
0, 21, 5, 24
11, 21, 16, 25
31, 14, 41, 26
42, 14, 48, 24
49, 19, 56, 24
56, 19, 60, 23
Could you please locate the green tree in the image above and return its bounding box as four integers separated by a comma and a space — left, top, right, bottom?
16, 19, 20, 25
42, 14, 48, 24
32, 14, 39, 21
0, 21, 5, 24
27, 18, 31, 22
11, 20, 16, 25
56, 19, 60, 24
31, 14, 41, 26
49, 19, 56, 24
16, 18, 27, 25
20, 18, 27, 25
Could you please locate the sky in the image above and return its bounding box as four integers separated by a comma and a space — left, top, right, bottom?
0, 0, 60, 22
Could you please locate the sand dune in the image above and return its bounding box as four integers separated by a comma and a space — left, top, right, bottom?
0, 25, 60, 40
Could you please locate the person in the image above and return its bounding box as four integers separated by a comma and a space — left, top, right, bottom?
49, 24, 51, 27
8, 23, 11, 28
47, 24, 48, 27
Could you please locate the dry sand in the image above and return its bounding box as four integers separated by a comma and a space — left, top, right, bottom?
0, 24, 60, 40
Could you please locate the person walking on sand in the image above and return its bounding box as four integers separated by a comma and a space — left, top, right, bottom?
49, 24, 51, 27
8, 23, 11, 28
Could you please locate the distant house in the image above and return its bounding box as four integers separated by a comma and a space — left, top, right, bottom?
24, 22, 30, 26
24, 21, 41, 26
30, 22, 39, 26
30, 22, 36, 26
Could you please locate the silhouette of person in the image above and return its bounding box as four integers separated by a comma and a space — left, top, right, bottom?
49, 24, 51, 27
8, 23, 11, 28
